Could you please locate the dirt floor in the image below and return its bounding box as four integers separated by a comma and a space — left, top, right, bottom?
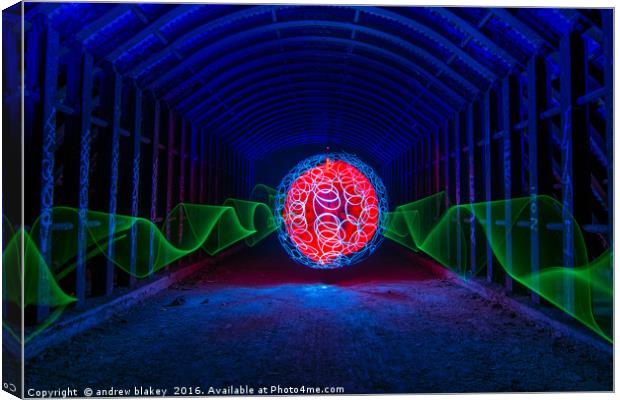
25, 238, 613, 394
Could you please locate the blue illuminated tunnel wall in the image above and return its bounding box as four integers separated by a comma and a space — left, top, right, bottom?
2, 3, 613, 321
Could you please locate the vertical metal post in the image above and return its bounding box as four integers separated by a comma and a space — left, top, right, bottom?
106, 73, 122, 295
466, 103, 476, 274
454, 112, 462, 272
189, 124, 198, 203
177, 119, 188, 247
426, 134, 432, 196
129, 88, 142, 286
603, 12, 613, 246
38, 25, 59, 321
443, 122, 451, 257
483, 91, 493, 282
165, 110, 175, 239
502, 76, 513, 292
421, 141, 426, 198
528, 56, 541, 303
199, 130, 206, 204
148, 100, 161, 275
413, 143, 419, 199
417, 138, 422, 198
443, 123, 450, 204
559, 34, 574, 310
76, 53, 94, 304
402, 151, 407, 202
560, 31, 588, 311
433, 128, 440, 193
215, 138, 220, 202
410, 147, 414, 199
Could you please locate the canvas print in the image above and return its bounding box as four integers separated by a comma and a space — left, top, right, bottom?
2, 1, 614, 397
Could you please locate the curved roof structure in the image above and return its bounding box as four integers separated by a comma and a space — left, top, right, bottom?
25, 3, 605, 164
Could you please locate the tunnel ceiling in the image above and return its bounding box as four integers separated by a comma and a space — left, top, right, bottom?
26, 3, 604, 164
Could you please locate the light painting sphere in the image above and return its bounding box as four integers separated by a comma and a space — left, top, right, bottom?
274, 153, 388, 269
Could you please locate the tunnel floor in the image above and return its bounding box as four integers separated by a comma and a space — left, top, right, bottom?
26, 238, 612, 393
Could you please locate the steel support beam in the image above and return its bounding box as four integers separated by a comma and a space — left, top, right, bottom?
189, 124, 198, 204
454, 113, 462, 272
177, 119, 188, 245
482, 91, 493, 283
129, 88, 142, 286
527, 56, 544, 303
76, 52, 94, 305
165, 110, 175, 240
106, 73, 122, 296
560, 31, 589, 312
603, 12, 613, 246
38, 25, 59, 321
466, 103, 476, 275
148, 100, 161, 275
443, 122, 451, 258
501, 76, 514, 292
199, 130, 206, 204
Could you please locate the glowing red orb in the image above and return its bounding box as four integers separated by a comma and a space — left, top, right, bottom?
282, 158, 380, 266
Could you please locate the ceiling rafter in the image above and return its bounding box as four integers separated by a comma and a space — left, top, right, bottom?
143, 21, 480, 97
203, 93, 418, 149
172, 49, 456, 117
185, 69, 442, 130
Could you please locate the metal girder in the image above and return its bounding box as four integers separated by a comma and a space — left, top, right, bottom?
127, 5, 293, 77
253, 133, 388, 165
129, 88, 142, 286
193, 79, 423, 133
148, 100, 162, 275
230, 101, 415, 149
176, 60, 447, 125
76, 52, 94, 304
559, 30, 590, 311
357, 6, 497, 81
26, 2, 63, 18
158, 36, 466, 108
38, 23, 59, 321
189, 73, 437, 132
603, 10, 613, 245
252, 131, 392, 163
217, 97, 414, 153
430, 8, 518, 68
235, 123, 393, 164
105, 4, 200, 62
171, 48, 456, 117
466, 102, 476, 275
228, 107, 406, 157
76, 4, 133, 42
197, 91, 419, 148
491, 8, 551, 50
482, 90, 493, 283
143, 21, 478, 98
105, 73, 123, 296
240, 110, 425, 160
186, 68, 415, 119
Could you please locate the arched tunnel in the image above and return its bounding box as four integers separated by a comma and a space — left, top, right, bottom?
2, 2, 614, 395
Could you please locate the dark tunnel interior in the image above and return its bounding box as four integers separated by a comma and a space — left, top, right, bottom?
1, 2, 614, 395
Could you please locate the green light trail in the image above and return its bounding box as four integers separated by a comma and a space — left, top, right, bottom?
2, 188, 612, 344
383, 192, 612, 343
3, 197, 276, 342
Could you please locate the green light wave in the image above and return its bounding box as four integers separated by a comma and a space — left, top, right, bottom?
383, 192, 612, 343
2, 195, 276, 342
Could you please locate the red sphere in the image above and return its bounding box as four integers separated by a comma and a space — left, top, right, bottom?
282, 158, 380, 266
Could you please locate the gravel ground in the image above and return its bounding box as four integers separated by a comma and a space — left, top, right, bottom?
25, 238, 613, 394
